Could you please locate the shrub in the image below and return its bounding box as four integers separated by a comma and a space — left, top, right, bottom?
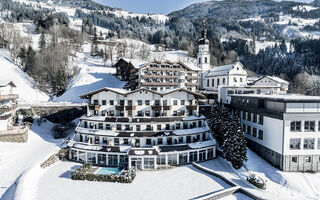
51, 122, 76, 139
247, 174, 266, 190
71, 163, 136, 183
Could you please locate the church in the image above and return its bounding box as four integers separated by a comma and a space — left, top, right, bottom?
197, 23, 248, 92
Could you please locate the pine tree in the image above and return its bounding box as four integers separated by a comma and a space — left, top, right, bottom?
208, 102, 247, 169
18, 46, 27, 69
91, 28, 99, 56
25, 46, 36, 74
39, 32, 46, 52
52, 68, 67, 96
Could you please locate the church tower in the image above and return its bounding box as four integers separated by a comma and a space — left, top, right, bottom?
197, 20, 211, 72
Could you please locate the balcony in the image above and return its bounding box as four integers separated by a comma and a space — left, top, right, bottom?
186, 76, 199, 80
0, 94, 19, 101
151, 105, 162, 111
88, 105, 100, 111
126, 106, 136, 110
163, 106, 171, 110
185, 82, 199, 87
187, 105, 198, 110
141, 82, 178, 86
115, 105, 125, 111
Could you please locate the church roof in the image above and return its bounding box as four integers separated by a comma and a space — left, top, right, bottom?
205, 62, 243, 77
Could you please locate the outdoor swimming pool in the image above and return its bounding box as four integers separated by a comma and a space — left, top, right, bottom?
95, 167, 124, 175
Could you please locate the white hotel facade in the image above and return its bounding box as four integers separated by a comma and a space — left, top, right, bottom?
230, 94, 320, 172
68, 87, 216, 170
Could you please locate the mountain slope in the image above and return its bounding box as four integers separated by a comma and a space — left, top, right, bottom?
0, 51, 49, 102
169, 0, 303, 19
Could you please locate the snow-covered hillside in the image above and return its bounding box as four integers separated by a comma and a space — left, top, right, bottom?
0, 51, 49, 102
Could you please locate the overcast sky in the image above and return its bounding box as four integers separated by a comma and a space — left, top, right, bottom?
94, 0, 315, 15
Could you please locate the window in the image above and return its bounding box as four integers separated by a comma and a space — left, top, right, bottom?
304, 138, 315, 149
116, 124, 121, 131
173, 100, 178, 105
145, 100, 150, 105
166, 124, 170, 130
253, 114, 257, 123
181, 110, 185, 116
212, 79, 214, 87
102, 100, 106, 105
98, 123, 103, 130
247, 113, 251, 121
258, 130, 263, 140
125, 125, 130, 131
223, 78, 225, 84
110, 100, 114, 105
318, 121, 320, 131
146, 125, 152, 131
119, 100, 125, 106
259, 115, 264, 125
176, 123, 181, 129
252, 128, 257, 137
318, 138, 320, 149
155, 100, 160, 106
145, 110, 150, 116
240, 77, 243, 82
128, 100, 132, 106
123, 139, 129, 145
217, 79, 220, 86
136, 125, 141, 131
205, 57, 208, 63
109, 110, 114, 116
173, 111, 178, 116
181, 100, 185, 105
93, 100, 98, 105
178, 137, 183, 143
247, 126, 251, 135
137, 110, 143, 116
167, 137, 172, 145
292, 156, 297, 163
305, 156, 311, 163
114, 138, 119, 145
146, 138, 151, 145
157, 124, 162, 130
242, 111, 246, 120
207, 79, 209, 87
305, 121, 315, 132
137, 100, 142, 106
290, 138, 301, 149
163, 100, 168, 106
158, 138, 163, 145
290, 121, 301, 132
106, 124, 111, 130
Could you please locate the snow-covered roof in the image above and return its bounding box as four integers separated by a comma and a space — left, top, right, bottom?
121, 58, 147, 69
81, 87, 205, 99
254, 76, 289, 84
173, 124, 210, 136
183, 115, 206, 121
205, 62, 244, 77
188, 139, 216, 149
0, 80, 16, 87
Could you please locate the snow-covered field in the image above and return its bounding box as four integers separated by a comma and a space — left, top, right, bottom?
0, 51, 49, 102
33, 162, 230, 200
200, 149, 320, 200
0, 120, 61, 199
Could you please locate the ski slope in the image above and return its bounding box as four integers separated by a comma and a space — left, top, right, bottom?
0, 51, 49, 102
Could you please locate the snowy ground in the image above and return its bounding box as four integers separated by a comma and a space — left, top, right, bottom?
0, 120, 62, 199
53, 43, 126, 103
0, 51, 49, 102
199, 149, 320, 200
33, 162, 230, 200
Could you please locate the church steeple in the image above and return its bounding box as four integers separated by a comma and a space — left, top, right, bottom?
198, 20, 209, 45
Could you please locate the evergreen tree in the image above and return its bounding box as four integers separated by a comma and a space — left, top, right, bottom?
18, 46, 27, 68
52, 68, 67, 96
280, 39, 287, 53
25, 46, 36, 74
91, 28, 99, 56
39, 32, 46, 52
208, 102, 247, 169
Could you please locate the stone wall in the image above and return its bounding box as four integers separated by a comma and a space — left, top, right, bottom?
0, 126, 29, 143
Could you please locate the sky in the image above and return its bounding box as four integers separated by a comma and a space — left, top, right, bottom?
94, 0, 315, 15
94, 0, 207, 15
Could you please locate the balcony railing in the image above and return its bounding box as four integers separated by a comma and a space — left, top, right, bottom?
0, 94, 19, 101
125, 106, 136, 110
141, 82, 178, 86
187, 105, 198, 110
88, 105, 100, 111
115, 105, 124, 111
